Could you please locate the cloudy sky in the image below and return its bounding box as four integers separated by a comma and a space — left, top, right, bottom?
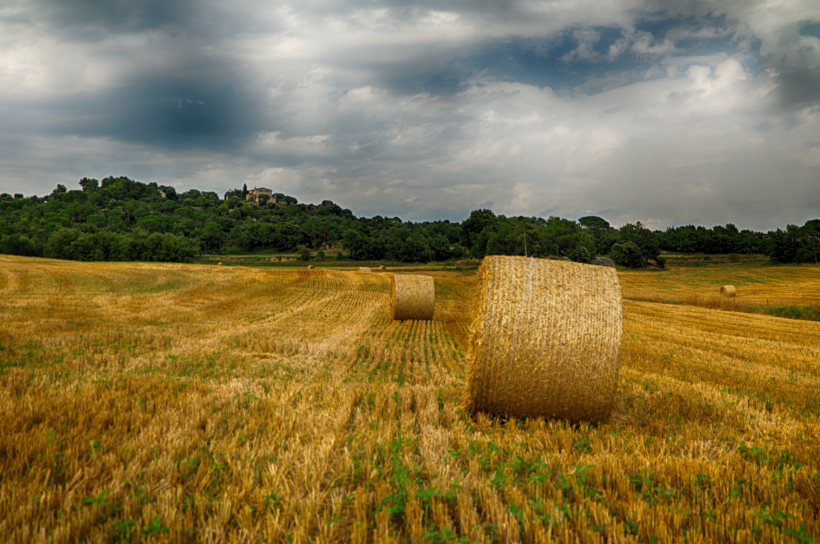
1, 0, 819, 229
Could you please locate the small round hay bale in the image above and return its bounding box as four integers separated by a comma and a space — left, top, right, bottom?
217, 262, 223, 266
308, 265, 315, 269
390, 274, 435, 321
358, 267, 371, 273
720, 285, 736, 298
379, 265, 386, 270
463, 256, 622, 423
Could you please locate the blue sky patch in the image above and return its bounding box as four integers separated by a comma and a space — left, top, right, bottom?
424, 15, 756, 96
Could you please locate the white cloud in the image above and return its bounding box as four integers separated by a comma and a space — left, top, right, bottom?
562, 29, 602, 62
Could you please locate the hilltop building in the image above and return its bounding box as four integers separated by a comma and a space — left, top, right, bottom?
247, 187, 273, 202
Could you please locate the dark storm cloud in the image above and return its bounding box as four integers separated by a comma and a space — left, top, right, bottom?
0, 0, 273, 151
56, 62, 267, 150
776, 68, 820, 108
31, 0, 196, 34
0, 51, 269, 153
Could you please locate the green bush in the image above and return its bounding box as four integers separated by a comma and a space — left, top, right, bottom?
610, 242, 645, 268
297, 245, 312, 261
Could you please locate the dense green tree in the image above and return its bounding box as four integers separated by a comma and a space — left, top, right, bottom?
136, 214, 175, 233
200, 222, 226, 252
798, 220, 820, 264
296, 245, 312, 261
460, 209, 496, 257
658, 224, 763, 254
390, 233, 434, 263
342, 230, 385, 260
79, 178, 99, 192
619, 222, 660, 266
578, 216, 610, 236
45, 228, 83, 259
765, 225, 801, 264
0, 234, 39, 256
159, 185, 177, 200
610, 242, 645, 268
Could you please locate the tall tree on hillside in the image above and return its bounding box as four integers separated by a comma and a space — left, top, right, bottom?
619, 222, 660, 265
460, 209, 496, 258
79, 178, 99, 192
765, 225, 801, 263
798, 220, 820, 264
578, 216, 610, 236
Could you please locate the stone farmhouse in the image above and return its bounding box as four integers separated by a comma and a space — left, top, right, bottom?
246, 187, 274, 202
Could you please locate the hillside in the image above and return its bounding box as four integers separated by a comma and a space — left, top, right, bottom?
1, 177, 818, 265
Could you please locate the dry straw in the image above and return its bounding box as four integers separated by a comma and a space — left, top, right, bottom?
463, 256, 623, 423
358, 267, 371, 273
390, 274, 435, 321
308, 265, 315, 269
379, 265, 386, 270
720, 285, 736, 298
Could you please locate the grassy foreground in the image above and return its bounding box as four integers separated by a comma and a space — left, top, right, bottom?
1, 256, 819, 543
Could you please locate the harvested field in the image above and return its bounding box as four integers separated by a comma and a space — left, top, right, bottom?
1, 255, 819, 543
620, 265, 820, 308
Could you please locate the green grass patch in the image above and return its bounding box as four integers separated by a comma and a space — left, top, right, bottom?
751, 305, 820, 321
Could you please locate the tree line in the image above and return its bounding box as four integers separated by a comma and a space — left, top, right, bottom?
0, 177, 818, 266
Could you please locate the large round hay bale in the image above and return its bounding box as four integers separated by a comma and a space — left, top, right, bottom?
390, 274, 435, 321
358, 267, 371, 273
379, 265, 386, 270
308, 265, 315, 269
720, 285, 736, 298
463, 256, 622, 423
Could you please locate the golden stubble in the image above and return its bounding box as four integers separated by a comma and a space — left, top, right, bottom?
619, 264, 820, 308
0, 255, 819, 543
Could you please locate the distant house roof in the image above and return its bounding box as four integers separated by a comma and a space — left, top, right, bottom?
249, 187, 272, 192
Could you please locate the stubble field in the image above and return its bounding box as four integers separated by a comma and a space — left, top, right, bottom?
619, 266, 820, 309
1, 256, 819, 543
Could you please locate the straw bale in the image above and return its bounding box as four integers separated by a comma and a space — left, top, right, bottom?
463, 256, 622, 423
308, 265, 315, 269
390, 274, 435, 321
358, 267, 371, 273
379, 265, 386, 270
217, 262, 223, 266
720, 285, 736, 298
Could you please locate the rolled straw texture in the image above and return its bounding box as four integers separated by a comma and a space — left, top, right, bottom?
390, 274, 435, 321
720, 285, 736, 298
379, 265, 386, 270
358, 267, 371, 273
463, 256, 623, 423
308, 265, 315, 269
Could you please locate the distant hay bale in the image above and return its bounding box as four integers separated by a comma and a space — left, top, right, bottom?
379, 265, 386, 270
463, 256, 623, 423
217, 262, 223, 266
390, 274, 435, 321
358, 267, 371, 273
308, 265, 315, 269
720, 285, 736, 298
